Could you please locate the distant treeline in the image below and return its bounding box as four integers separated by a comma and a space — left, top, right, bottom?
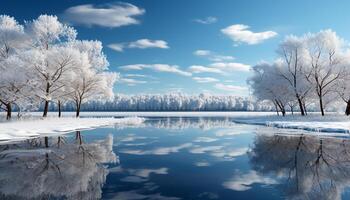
46, 93, 274, 112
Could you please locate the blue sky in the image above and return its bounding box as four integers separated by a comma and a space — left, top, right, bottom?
2, 0, 350, 96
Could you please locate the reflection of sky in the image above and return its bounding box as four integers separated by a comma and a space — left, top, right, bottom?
101, 117, 282, 199
4, 117, 350, 199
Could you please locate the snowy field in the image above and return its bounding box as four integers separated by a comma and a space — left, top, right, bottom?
0, 117, 144, 142
1, 111, 350, 143
24, 111, 276, 118
233, 114, 350, 134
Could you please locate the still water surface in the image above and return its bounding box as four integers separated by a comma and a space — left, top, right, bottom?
0, 117, 350, 200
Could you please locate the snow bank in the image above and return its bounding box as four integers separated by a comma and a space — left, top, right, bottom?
233, 114, 350, 134
0, 117, 144, 142
25, 111, 276, 118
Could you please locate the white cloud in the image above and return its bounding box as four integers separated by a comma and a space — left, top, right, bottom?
193, 77, 219, 83
221, 24, 277, 45
194, 16, 218, 24
214, 83, 249, 94
120, 64, 145, 70
210, 62, 250, 72
120, 64, 192, 76
119, 78, 147, 86
124, 74, 157, 80
195, 162, 211, 167
124, 74, 147, 78
189, 62, 250, 75
223, 170, 278, 191
109, 39, 169, 52
193, 50, 234, 62
63, 2, 145, 28
129, 39, 169, 49
194, 50, 211, 56
108, 43, 124, 52
189, 65, 224, 74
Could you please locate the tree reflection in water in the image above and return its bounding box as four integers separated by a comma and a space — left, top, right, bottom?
0, 131, 117, 200
249, 133, 350, 200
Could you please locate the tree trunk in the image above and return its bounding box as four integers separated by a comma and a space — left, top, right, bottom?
319, 96, 325, 116
58, 100, 62, 118
273, 102, 280, 116
290, 105, 294, 115
6, 103, 11, 120
76, 99, 81, 118
43, 82, 50, 117
275, 100, 286, 117
296, 96, 305, 116
281, 107, 286, 116
43, 101, 49, 117
345, 100, 350, 116
303, 101, 308, 115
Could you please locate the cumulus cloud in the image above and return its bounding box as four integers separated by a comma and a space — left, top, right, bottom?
194, 16, 218, 24
193, 50, 234, 62
129, 39, 169, 49
221, 24, 277, 45
120, 64, 192, 76
108, 43, 124, 52
189, 65, 224, 74
109, 39, 169, 52
124, 74, 147, 78
210, 62, 250, 72
62, 2, 145, 28
214, 83, 249, 94
189, 62, 250, 75
193, 77, 219, 83
119, 78, 147, 86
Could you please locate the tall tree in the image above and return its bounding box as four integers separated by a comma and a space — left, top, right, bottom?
27, 15, 77, 117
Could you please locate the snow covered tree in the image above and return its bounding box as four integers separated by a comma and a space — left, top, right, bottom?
276, 36, 311, 115
248, 61, 294, 116
26, 15, 77, 117
66, 40, 117, 117
0, 15, 31, 119
303, 30, 348, 116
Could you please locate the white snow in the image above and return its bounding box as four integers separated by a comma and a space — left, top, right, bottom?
0, 117, 144, 142
23, 111, 276, 118
233, 114, 350, 134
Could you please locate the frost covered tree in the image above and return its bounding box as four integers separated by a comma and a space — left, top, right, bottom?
26, 15, 77, 117
276, 36, 311, 115
335, 72, 350, 115
0, 15, 32, 119
249, 29, 350, 116
248, 61, 294, 116
0, 14, 117, 118
67, 40, 118, 117
303, 30, 349, 116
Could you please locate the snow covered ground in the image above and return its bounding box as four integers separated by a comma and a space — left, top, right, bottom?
233, 114, 350, 134
0, 117, 144, 142
25, 111, 276, 118
1, 111, 350, 143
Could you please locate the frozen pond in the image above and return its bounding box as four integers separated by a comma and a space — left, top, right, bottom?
1, 116, 350, 199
